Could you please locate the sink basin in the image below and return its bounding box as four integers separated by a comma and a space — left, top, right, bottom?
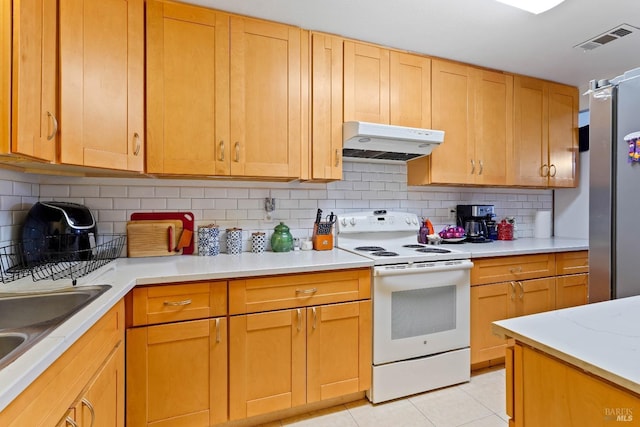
0, 285, 111, 370
0, 333, 27, 361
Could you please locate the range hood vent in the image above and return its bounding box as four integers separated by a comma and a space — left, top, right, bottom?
575, 24, 637, 51
342, 121, 444, 162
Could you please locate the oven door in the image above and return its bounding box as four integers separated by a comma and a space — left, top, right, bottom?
373, 260, 472, 365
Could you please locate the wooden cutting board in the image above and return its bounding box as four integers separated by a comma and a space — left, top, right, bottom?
127, 220, 184, 257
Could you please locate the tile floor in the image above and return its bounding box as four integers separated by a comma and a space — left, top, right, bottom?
267, 368, 507, 427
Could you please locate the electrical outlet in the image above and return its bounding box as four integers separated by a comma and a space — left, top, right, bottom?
448, 208, 457, 220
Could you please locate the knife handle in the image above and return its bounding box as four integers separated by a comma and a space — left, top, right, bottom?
168, 225, 173, 252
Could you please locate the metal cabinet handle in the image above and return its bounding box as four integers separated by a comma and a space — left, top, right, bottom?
234, 142, 240, 162
335, 149, 340, 167
132, 132, 141, 156
312, 307, 317, 330
549, 164, 557, 177
46, 111, 58, 141
518, 281, 524, 300
81, 398, 95, 427
478, 160, 484, 175
510, 282, 516, 301
295, 288, 318, 295
470, 159, 475, 174
219, 141, 225, 161
296, 308, 302, 331
215, 318, 221, 343
509, 266, 523, 274
540, 164, 549, 177
163, 299, 192, 306
66, 417, 78, 427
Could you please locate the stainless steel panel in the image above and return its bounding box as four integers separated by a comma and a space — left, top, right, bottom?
588, 86, 614, 302
614, 75, 640, 298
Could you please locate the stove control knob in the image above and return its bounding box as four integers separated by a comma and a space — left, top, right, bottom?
350, 218, 357, 226
341, 218, 347, 227
412, 217, 419, 225
405, 217, 412, 224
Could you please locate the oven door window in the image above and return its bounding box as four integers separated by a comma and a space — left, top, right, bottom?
391, 286, 456, 340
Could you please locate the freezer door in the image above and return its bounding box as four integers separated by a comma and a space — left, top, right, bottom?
614, 74, 640, 298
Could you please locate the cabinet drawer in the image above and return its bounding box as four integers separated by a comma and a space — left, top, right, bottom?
471, 254, 555, 285
131, 281, 226, 326
555, 251, 589, 275
229, 268, 371, 315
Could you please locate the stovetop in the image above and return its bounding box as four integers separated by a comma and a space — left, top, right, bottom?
336, 210, 471, 265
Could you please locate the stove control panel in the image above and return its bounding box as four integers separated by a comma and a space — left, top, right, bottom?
337, 211, 420, 234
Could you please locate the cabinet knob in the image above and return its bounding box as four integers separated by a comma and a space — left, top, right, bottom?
219, 141, 225, 161
470, 159, 476, 174
234, 142, 240, 162
163, 299, 192, 306
549, 164, 557, 177
335, 149, 340, 167
540, 164, 550, 177
478, 160, 484, 175
81, 398, 96, 427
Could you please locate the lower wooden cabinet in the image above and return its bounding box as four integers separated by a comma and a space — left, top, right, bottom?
471, 251, 588, 367
506, 344, 638, 426
127, 317, 228, 426
229, 300, 371, 420
0, 301, 125, 427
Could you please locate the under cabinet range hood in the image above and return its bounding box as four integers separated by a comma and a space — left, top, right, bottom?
342, 121, 445, 162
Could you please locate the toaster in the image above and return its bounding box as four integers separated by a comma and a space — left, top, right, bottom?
21, 202, 97, 264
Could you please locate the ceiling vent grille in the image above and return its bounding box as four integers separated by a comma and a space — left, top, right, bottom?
575, 24, 638, 51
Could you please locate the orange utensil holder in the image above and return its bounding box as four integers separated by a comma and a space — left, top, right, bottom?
312, 224, 334, 250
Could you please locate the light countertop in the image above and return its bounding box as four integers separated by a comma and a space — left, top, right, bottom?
0, 249, 372, 411
0, 237, 589, 411
493, 296, 640, 394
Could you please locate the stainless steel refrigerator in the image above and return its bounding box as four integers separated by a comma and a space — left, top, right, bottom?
589, 67, 640, 301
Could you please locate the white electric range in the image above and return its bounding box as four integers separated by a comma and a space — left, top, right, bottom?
336, 210, 473, 403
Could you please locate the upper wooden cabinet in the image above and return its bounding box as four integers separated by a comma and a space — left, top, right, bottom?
58, 0, 144, 172
308, 32, 343, 181
146, 1, 230, 175
146, 1, 304, 179
6, 0, 57, 162
512, 76, 578, 187
229, 16, 303, 178
344, 41, 431, 128
408, 60, 512, 186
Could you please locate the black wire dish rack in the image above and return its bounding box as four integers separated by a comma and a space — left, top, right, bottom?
0, 234, 126, 285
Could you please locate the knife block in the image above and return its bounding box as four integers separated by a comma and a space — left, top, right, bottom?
312, 224, 333, 251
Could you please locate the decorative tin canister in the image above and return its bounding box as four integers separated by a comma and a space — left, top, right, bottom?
251, 232, 266, 253
197, 225, 220, 256
226, 228, 243, 254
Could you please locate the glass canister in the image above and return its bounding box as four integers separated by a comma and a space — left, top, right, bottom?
270, 222, 294, 252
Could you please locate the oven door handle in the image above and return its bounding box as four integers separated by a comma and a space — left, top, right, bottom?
374, 260, 473, 276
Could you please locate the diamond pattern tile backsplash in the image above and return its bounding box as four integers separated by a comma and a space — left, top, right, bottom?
0, 162, 552, 249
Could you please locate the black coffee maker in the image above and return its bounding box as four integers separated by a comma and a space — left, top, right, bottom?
456, 204, 495, 243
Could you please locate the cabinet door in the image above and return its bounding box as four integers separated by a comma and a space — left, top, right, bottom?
230, 17, 302, 178
59, 0, 144, 171
556, 273, 588, 309
229, 309, 306, 420
474, 69, 512, 185
343, 41, 390, 124
10, 0, 57, 161
307, 301, 371, 403
548, 82, 578, 188
516, 277, 556, 317
429, 60, 474, 184
76, 343, 124, 427
146, 1, 230, 175
127, 318, 228, 426
512, 76, 548, 186
389, 51, 431, 128
310, 32, 343, 181
470, 282, 516, 365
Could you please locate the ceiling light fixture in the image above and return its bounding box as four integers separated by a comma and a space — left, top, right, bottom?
495, 0, 565, 14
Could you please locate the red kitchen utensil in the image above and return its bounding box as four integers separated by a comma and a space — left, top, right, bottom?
130, 212, 195, 254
